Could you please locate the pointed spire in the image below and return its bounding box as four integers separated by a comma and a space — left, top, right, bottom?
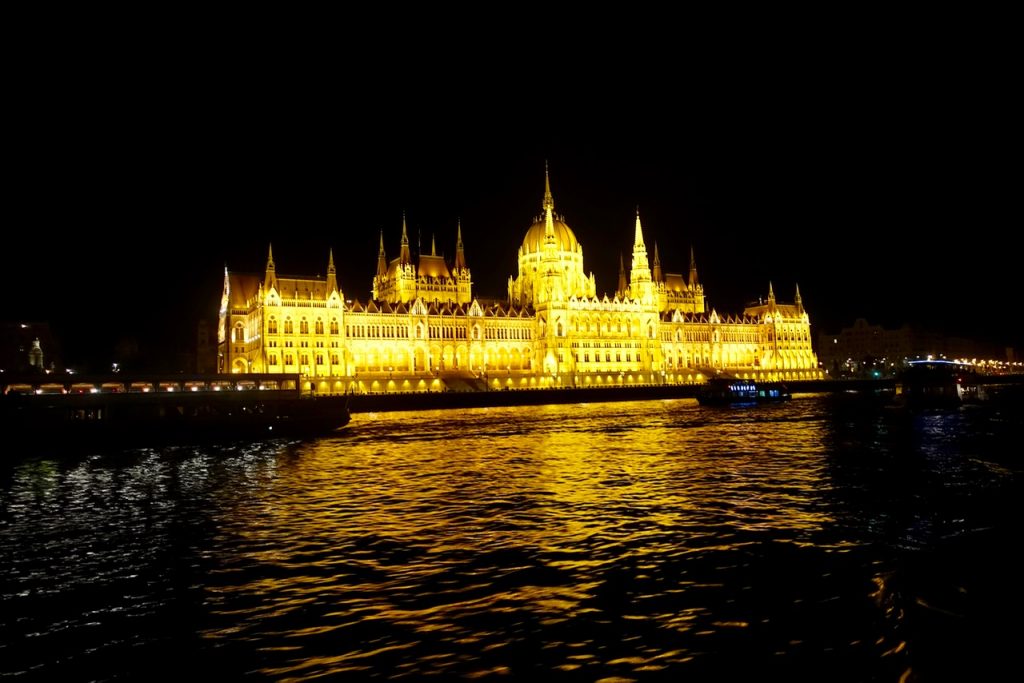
376, 230, 387, 278
542, 160, 554, 213
794, 283, 803, 312
327, 248, 337, 292
617, 252, 627, 296
688, 245, 699, 287
264, 243, 277, 291
652, 242, 663, 282
634, 207, 645, 247
768, 281, 776, 304
454, 218, 467, 271
399, 212, 411, 264
430, 233, 436, 256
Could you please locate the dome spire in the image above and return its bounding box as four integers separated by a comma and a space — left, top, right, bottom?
542, 160, 554, 213
543, 165, 556, 246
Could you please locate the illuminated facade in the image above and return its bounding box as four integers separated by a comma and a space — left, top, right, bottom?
219, 169, 820, 391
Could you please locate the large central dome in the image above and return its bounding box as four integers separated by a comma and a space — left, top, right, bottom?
521, 215, 579, 254
521, 163, 579, 254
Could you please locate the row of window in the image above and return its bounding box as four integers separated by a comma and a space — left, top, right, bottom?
268, 354, 341, 366
267, 318, 340, 335
571, 341, 641, 349
577, 352, 638, 363
483, 328, 530, 340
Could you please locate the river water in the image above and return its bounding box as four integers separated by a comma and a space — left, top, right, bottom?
2, 396, 1022, 681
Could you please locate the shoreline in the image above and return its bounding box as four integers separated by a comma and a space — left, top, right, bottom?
347, 378, 895, 413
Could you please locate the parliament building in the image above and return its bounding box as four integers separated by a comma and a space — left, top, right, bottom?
219, 169, 820, 392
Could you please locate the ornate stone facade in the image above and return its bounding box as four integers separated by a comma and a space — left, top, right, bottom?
219, 168, 820, 391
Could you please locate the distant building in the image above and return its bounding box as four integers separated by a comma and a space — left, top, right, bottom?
819, 318, 1012, 376
0, 322, 61, 373
219, 168, 821, 391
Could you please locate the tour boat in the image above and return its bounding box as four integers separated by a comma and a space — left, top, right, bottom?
696, 378, 792, 406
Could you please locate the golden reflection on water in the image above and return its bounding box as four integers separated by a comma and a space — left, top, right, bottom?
9, 395, 1022, 680
197, 399, 840, 678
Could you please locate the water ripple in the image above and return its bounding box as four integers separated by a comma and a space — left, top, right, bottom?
2, 397, 1022, 680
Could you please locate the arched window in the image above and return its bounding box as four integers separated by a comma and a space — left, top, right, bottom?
315, 319, 324, 335
330, 319, 339, 335
557, 322, 564, 337
300, 318, 309, 334
284, 318, 294, 334
268, 317, 278, 334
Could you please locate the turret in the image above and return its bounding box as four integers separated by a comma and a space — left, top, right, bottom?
327, 248, 338, 292
399, 212, 412, 265
454, 219, 468, 271
376, 231, 387, 278
688, 245, 699, 288
617, 252, 627, 297
264, 243, 277, 292
629, 209, 652, 299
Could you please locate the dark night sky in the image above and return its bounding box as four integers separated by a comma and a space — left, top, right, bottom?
8, 36, 1021, 369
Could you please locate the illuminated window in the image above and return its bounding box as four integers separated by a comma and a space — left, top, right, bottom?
300, 319, 309, 334
330, 354, 339, 364
316, 354, 324, 365
285, 354, 294, 365
268, 317, 278, 334
284, 318, 293, 334
233, 322, 244, 343
269, 355, 278, 365
315, 319, 324, 334
330, 319, 339, 335
301, 354, 309, 365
